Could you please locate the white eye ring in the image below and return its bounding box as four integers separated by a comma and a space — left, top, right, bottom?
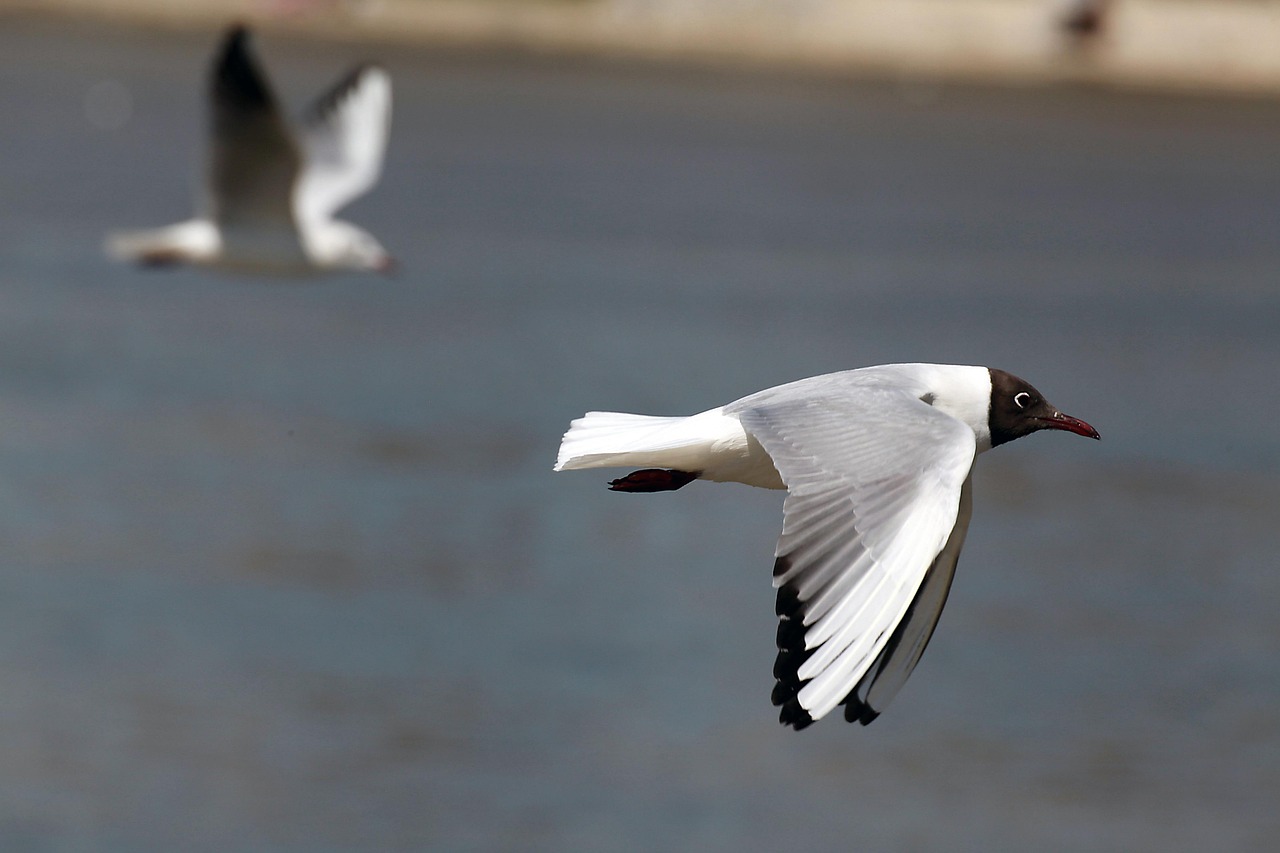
1013, 392, 1032, 409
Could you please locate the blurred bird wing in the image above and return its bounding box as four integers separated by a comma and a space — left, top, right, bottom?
206, 26, 301, 229
295, 65, 391, 223
730, 382, 975, 726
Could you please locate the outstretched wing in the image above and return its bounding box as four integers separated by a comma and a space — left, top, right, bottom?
842, 471, 973, 725
206, 26, 300, 228
729, 380, 976, 729
295, 64, 391, 222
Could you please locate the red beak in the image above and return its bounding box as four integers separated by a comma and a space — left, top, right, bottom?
1036, 411, 1100, 440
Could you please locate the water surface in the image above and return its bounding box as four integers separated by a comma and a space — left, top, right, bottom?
1, 16, 1278, 850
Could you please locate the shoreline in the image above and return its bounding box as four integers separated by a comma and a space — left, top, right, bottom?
7, 0, 1280, 96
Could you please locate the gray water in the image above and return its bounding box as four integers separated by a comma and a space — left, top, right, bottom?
1, 15, 1279, 851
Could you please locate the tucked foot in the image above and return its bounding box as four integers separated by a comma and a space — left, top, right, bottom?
138, 250, 187, 268
608, 469, 698, 493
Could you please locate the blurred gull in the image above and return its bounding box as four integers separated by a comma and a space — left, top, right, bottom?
556, 364, 1099, 729
106, 25, 394, 275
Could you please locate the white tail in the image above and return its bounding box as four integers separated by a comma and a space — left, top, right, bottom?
555, 407, 785, 489
554, 408, 736, 472
104, 219, 219, 266
555, 411, 694, 470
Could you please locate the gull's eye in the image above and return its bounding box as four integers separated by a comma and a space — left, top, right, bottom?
1013, 391, 1032, 409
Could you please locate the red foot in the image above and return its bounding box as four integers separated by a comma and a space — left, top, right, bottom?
608, 469, 698, 493
138, 250, 186, 268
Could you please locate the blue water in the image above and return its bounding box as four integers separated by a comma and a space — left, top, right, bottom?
0, 15, 1278, 850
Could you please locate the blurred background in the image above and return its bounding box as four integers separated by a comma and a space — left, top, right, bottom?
1, 1, 1279, 849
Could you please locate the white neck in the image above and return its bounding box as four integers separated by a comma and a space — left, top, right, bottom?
919, 364, 993, 453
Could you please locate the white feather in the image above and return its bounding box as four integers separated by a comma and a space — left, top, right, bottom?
554, 407, 784, 489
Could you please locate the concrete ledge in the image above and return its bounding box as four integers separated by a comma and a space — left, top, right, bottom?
9, 0, 1280, 95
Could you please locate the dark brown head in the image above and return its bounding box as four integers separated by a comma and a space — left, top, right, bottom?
988, 368, 1100, 448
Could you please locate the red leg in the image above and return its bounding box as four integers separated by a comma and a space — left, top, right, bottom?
608, 469, 698, 493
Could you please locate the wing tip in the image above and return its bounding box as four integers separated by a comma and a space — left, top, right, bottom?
224, 21, 250, 45
842, 696, 881, 726
778, 697, 815, 731
773, 576, 895, 730
217, 22, 254, 70
772, 582, 819, 730
305, 63, 392, 126
774, 685, 881, 729
212, 22, 275, 111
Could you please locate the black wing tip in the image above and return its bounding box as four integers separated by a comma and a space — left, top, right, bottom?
775, 695, 881, 729
347, 62, 384, 78
773, 582, 816, 729
224, 22, 251, 44
772, 582, 888, 730
772, 554, 791, 580
773, 586, 818, 730
338, 63, 386, 93
217, 23, 253, 66
778, 698, 814, 731
305, 63, 383, 125
776, 696, 880, 730
772, 647, 804, 681
842, 697, 880, 726
774, 612, 805, 649
212, 22, 275, 110
773, 581, 799, 614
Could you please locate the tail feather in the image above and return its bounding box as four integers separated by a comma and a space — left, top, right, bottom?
104, 220, 219, 266
104, 229, 159, 264
554, 410, 716, 473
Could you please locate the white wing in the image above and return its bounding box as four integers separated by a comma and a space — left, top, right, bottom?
850, 471, 973, 724
728, 376, 976, 728
295, 65, 391, 223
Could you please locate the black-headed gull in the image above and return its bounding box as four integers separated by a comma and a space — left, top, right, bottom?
555, 364, 1099, 729
106, 25, 393, 275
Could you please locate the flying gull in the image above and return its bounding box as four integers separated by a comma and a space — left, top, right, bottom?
106, 25, 394, 275
555, 363, 1099, 729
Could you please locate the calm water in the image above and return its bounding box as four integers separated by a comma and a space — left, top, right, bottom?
1, 15, 1279, 851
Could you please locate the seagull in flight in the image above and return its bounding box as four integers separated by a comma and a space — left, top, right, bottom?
555, 363, 1099, 729
107, 25, 394, 275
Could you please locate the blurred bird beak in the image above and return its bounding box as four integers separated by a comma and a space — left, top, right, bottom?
376, 256, 399, 277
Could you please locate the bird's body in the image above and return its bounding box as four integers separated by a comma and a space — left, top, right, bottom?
555, 363, 1099, 729
106, 26, 394, 276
